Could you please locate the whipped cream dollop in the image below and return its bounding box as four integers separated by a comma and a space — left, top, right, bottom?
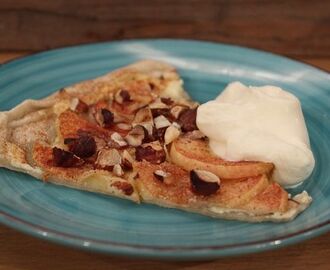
196, 82, 315, 187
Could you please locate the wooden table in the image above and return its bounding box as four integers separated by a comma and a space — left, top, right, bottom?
0, 52, 329, 270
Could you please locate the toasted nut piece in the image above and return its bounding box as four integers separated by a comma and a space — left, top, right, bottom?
125, 125, 146, 146
149, 98, 169, 109
122, 149, 134, 163
152, 126, 167, 143
113, 113, 129, 123
95, 108, 114, 128
160, 97, 174, 106
151, 108, 171, 118
121, 150, 134, 170
111, 132, 127, 147
96, 148, 121, 168
178, 108, 198, 132
121, 158, 133, 171
114, 89, 131, 104
135, 141, 166, 164
133, 107, 153, 124
52, 147, 84, 167
143, 141, 163, 151
172, 121, 181, 129
116, 123, 132, 131
70, 98, 89, 113
154, 115, 171, 129
170, 105, 188, 119
139, 122, 154, 135
133, 107, 154, 135
153, 169, 170, 182
190, 170, 220, 196
184, 130, 206, 140
164, 124, 181, 145
113, 164, 124, 176
64, 135, 97, 158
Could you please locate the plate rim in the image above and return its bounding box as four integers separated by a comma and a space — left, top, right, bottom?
0, 38, 329, 260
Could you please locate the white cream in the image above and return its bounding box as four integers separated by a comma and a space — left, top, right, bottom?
196, 82, 315, 187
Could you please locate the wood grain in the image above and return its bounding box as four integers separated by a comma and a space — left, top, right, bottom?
0, 224, 329, 270
0, 0, 329, 57
0, 53, 329, 269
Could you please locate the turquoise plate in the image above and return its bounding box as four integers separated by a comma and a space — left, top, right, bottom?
0, 40, 329, 260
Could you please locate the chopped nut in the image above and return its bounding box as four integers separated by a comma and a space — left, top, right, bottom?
132, 107, 154, 135
151, 108, 171, 118
96, 148, 121, 168
116, 123, 132, 131
149, 98, 169, 109
113, 164, 124, 176
95, 108, 114, 128
154, 115, 171, 129
152, 126, 167, 143
52, 147, 84, 167
153, 169, 169, 182
70, 98, 89, 113
121, 158, 133, 171
160, 97, 174, 106
164, 124, 181, 144
133, 107, 153, 124
135, 142, 166, 164
101, 109, 114, 128
139, 122, 154, 135
125, 125, 147, 146
170, 105, 188, 119
122, 149, 135, 163
110, 132, 127, 147
115, 89, 131, 104
178, 108, 198, 132
113, 112, 129, 123
121, 150, 134, 171
190, 170, 220, 196
64, 135, 96, 158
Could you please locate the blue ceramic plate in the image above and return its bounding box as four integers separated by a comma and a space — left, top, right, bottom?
0, 40, 329, 260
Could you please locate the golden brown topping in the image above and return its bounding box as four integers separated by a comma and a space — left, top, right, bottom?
52, 147, 84, 167
178, 108, 198, 132
65, 135, 96, 158
190, 169, 220, 196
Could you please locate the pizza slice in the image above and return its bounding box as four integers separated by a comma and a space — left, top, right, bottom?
0, 60, 311, 222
